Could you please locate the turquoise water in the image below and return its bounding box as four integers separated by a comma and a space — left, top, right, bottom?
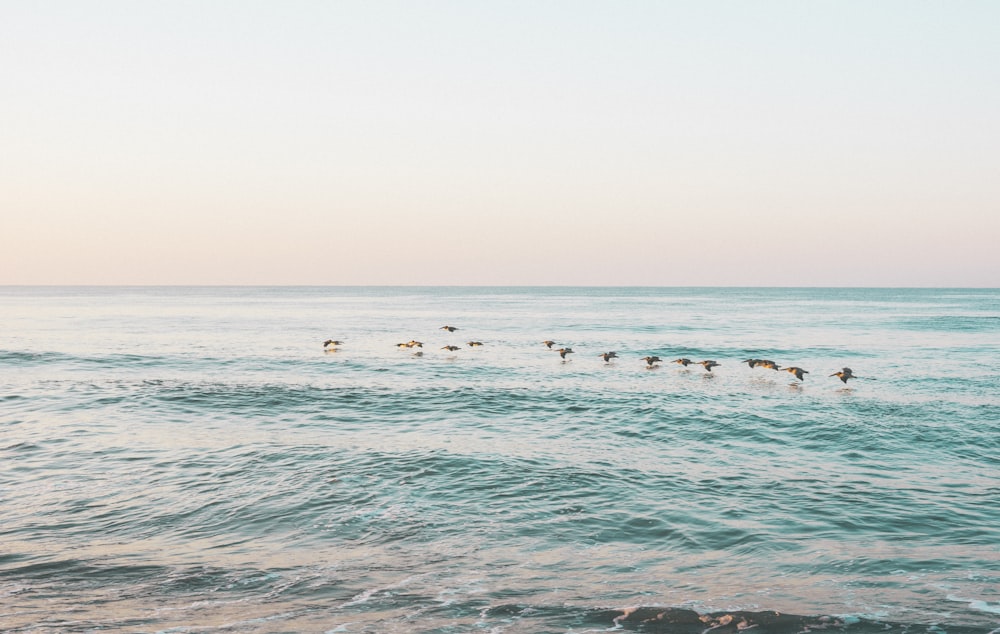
1, 286, 998, 633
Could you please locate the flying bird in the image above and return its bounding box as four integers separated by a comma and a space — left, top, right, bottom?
751, 359, 781, 371
672, 358, 693, 366
441, 345, 460, 351
642, 356, 663, 367
599, 351, 618, 362
557, 347, 574, 359
830, 367, 856, 383
784, 366, 809, 381
698, 360, 720, 372
744, 358, 780, 370
467, 341, 484, 347
441, 326, 459, 332
542, 340, 557, 348
323, 340, 343, 349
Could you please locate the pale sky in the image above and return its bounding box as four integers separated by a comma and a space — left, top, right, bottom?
2, 1, 998, 286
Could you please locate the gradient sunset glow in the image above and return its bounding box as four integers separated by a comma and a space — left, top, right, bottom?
3, 2, 998, 286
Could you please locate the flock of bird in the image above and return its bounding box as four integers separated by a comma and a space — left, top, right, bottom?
323, 325, 861, 384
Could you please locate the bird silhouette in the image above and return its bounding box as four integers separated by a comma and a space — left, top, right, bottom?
754, 359, 781, 371
830, 367, 856, 383
745, 358, 780, 369
784, 366, 809, 381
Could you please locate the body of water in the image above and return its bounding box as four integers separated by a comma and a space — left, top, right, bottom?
1, 286, 998, 633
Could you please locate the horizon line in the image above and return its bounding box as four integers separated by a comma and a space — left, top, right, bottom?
1, 284, 997, 290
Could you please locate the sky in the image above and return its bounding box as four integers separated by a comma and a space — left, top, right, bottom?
2, 1, 998, 286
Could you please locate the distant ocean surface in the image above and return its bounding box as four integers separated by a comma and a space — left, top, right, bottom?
1, 286, 998, 633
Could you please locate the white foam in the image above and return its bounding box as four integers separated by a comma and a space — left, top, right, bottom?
947, 594, 1000, 615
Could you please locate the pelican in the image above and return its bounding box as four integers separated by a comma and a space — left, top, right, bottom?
406, 340, 423, 348
599, 351, 618, 362
441, 326, 459, 332
441, 345, 460, 351
784, 366, 809, 381
323, 339, 343, 349
830, 367, 855, 383
642, 356, 662, 367
744, 358, 780, 369
672, 358, 693, 366
698, 360, 720, 372
542, 340, 557, 348
467, 341, 484, 347
557, 347, 574, 359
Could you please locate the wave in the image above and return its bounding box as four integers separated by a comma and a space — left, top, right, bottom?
3, 553, 996, 633
0, 348, 168, 369
895, 315, 1000, 332
581, 605, 996, 633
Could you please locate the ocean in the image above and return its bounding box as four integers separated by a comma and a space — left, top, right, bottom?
1, 286, 998, 633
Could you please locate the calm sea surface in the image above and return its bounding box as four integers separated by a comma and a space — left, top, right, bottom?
1, 287, 998, 633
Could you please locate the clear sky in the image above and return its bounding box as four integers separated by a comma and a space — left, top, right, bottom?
2, 1, 998, 286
